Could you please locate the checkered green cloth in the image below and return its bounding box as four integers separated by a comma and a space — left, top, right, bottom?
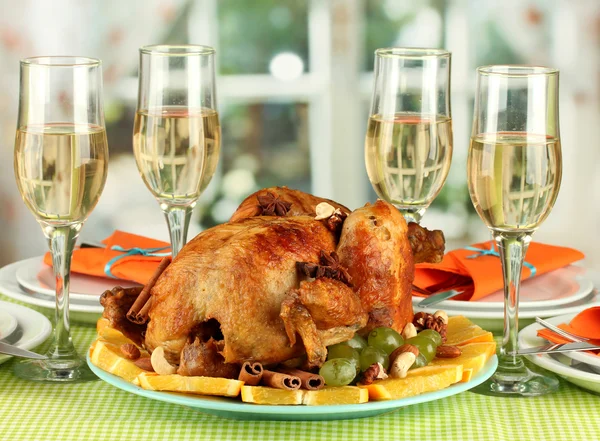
1, 297, 599, 441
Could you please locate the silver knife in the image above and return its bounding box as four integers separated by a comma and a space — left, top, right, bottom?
0, 341, 47, 359
515, 341, 600, 356
417, 290, 461, 308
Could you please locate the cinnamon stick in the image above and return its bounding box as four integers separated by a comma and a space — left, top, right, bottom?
261, 369, 301, 390
238, 362, 263, 386
280, 368, 324, 390
126, 256, 171, 324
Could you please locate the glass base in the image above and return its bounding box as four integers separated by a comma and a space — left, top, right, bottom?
14, 356, 96, 383
471, 356, 559, 397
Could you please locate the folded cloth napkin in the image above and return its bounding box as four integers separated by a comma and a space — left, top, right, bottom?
537, 307, 600, 355
43, 231, 170, 285
413, 240, 585, 301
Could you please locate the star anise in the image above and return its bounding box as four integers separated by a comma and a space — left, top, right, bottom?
256, 192, 292, 216
296, 250, 352, 286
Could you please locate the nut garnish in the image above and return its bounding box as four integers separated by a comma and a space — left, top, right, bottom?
150, 346, 177, 375
402, 322, 417, 340
134, 357, 154, 371
314, 202, 336, 220
361, 362, 388, 385
412, 311, 448, 343
433, 310, 449, 325
120, 343, 141, 360
389, 352, 416, 379
390, 344, 419, 363
436, 345, 461, 358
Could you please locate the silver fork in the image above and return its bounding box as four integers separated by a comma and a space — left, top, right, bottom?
535, 317, 588, 343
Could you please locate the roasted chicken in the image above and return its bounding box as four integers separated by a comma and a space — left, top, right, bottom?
101, 187, 444, 376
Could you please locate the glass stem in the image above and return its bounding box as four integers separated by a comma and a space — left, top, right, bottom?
161, 203, 194, 258
46, 224, 80, 359
494, 231, 532, 365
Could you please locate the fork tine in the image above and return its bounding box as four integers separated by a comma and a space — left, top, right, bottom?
535, 317, 588, 343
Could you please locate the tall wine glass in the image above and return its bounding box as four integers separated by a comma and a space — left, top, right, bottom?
365, 48, 453, 224
134, 45, 220, 257
468, 65, 561, 396
13, 57, 107, 381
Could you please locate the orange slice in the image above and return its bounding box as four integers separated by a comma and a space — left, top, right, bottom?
429, 341, 497, 381
135, 372, 243, 397
90, 339, 145, 382
241, 386, 304, 405
96, 318, 136, 346
445, 316, 495, 346
302, 386, 368, 405
361, 365, 463, 401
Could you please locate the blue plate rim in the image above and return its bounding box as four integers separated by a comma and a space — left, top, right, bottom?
87, 353, 498, 416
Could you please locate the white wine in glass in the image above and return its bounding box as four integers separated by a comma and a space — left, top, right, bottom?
134, 45, 220, 258
365, 48, 453, 224
468, 65, 562, 396
13, 57, 108, 382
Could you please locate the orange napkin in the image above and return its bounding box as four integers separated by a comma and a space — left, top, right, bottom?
536, 307, 600, 355
43, 231, 170, 285
414, 241, 585, 301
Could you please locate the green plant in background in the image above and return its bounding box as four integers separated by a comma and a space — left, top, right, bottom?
218, 0, 309, 75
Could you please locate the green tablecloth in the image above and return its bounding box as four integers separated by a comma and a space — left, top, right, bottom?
1, 297, 599, 441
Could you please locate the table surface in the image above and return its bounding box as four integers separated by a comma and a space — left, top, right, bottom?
1, 295, 599, 441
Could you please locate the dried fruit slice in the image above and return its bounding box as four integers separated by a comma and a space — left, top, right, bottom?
241, 386, 304, 405
302, 386, 368, 405
429, 342, 497, 381
362, 365, 463, 401
136, 372, 243, 397
96, 318, 136, 346
90, 339, 146, 382
445, 316, 495, 346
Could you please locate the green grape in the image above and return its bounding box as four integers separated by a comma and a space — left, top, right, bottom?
418, 329, 442, 346
359, 346, 389, 372
410, 353, 428, 370
327, 343, 360, 372
319, 358, 356, 386
345, 334, 367, 352
406, 336, 437, 363
367, 327, 404, 355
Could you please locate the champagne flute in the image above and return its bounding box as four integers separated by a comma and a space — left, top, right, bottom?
365, 48, 453, 224
133, 45, 220, 257
13, 57, 107, 381
468, 65, 561, 396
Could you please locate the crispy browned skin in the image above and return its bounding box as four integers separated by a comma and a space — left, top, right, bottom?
336, 200, 414, 334
408, 222, 445, 264
280, 278, 367, 367
100, 286, 145, 346
177, 337, 239, 378
144, 216, 365, 366
230, 186, 350, 222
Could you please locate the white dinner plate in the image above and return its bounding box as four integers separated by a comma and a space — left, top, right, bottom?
412, 266, 593, 311
0, 309, 18, 340
0, 260, 103, 324
521, 313, 600, 371
519, 317, 600, 394
0, 301, 52, 365
16, 256, 140, 301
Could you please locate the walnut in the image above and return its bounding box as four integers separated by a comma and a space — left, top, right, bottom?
361, 362, 388, 385
412, 311, 448, 343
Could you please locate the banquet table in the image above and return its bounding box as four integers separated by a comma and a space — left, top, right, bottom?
0, 295, 598, 441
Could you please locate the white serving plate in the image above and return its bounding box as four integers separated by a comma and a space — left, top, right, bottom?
0, 309, 18, 340
16, 256, 140, 301
412, 266, 593, 311
0, 260, 103, 324
0, 301, 52, 365
519, 317, 600, 394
